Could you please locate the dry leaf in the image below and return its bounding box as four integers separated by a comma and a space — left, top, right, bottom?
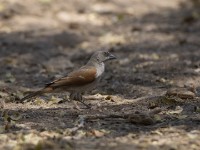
89, 129, 105, 137
176, 115, 187, 119
166, 88, 195, 99
128, 112, 155, 125
33, 98, 45, 105
10, 112, 22, 121
169, 106, 183, 114
153, 114, 162, 122
5, 72, 16, 83
48, 96, 62, 105
160, 96, 178, 105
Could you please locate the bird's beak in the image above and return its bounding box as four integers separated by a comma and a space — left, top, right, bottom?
108, 53, 117, 60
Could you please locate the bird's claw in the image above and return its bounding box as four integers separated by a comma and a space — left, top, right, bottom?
74, 100, 91, 109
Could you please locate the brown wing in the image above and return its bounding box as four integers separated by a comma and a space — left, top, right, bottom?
46, 66, 97, 88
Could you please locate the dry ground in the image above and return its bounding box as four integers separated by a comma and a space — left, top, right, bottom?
0, 0, 200, 149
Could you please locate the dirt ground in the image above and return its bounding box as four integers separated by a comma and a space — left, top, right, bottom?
0, 0, 200, 149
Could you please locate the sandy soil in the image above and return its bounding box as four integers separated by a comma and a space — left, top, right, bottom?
0, 0, 200, 149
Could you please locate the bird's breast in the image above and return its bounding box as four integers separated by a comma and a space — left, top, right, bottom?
95, 63, 105, 78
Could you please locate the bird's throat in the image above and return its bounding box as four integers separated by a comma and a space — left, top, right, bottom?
96, 62, 105, 78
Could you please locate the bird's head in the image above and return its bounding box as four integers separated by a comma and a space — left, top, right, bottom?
89, 51, 116, 64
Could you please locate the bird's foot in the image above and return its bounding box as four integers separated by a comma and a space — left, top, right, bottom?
70, 93, 91, 109
74, 100, 91, 109
79, 100, 91, 109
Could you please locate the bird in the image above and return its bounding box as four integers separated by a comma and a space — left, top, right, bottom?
21, 51, 116, 108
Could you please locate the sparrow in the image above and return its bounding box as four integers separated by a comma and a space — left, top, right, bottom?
21, 51, 116, 108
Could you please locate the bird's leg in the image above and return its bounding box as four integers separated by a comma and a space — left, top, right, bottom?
70, 93, 90, 109
76, 93, 91, 109
70, 93, 81, 110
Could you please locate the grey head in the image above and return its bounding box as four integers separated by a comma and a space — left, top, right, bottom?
87, 51, 116, 65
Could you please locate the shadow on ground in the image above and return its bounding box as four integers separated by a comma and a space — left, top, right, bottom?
0, 0, 200, 149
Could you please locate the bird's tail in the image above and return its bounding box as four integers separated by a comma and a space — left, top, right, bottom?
21, 87, 53, 102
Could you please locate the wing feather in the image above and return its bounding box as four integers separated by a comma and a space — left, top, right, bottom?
46, 66, 96, 88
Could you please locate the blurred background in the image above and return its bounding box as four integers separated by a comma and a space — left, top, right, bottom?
0, 0, 199, 96
0, 0, 200, 149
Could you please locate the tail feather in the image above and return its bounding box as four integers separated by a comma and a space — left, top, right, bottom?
21, 90, 44, 102
21, 87, 53, 102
